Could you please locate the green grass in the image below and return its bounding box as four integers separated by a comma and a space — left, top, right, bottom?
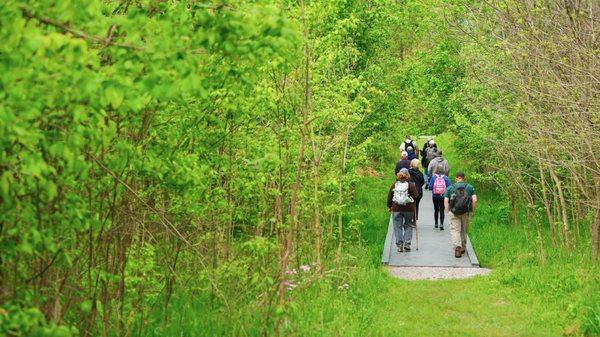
140, 133, 599, 337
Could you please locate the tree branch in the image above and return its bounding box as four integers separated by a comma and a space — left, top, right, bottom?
20, 6, 143, 51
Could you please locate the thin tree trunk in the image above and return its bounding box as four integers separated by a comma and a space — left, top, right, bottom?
276, 0, 311, 327
548, 163, 571, 248
337, 125, 350, 259
538, 162, 558, 247
592, 176, 600, 259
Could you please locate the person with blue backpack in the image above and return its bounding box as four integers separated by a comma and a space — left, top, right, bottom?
429, 167, 451, 230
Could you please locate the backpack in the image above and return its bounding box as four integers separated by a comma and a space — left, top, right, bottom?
451, 184, 472, 215
432, 175, 447, 195
402, 140, 414, 151
392, 181, 414, 205
426, 147, 438, 161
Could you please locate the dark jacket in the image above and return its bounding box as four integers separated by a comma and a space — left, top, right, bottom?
394, 159, 411, 175
421, 144, 429, 167
387, 180, 419, 212
408, 168, 425, 197
407, 151, 417, 161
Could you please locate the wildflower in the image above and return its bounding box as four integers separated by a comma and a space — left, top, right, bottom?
285, 269, 297, 275
284, 280, 297, 291
300, 264, 311, 272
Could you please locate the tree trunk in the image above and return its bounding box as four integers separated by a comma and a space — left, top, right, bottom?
548, 164, 571, 248
538, 162, 557, 247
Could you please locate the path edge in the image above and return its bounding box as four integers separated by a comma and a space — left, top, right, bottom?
381, 214, 394, 265
465, 235, 480, 267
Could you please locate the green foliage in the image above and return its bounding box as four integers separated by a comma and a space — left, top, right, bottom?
1, 0, 596, 336
0, 305, 77, 337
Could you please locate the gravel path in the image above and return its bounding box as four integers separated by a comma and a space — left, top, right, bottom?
387, 266, 492, 280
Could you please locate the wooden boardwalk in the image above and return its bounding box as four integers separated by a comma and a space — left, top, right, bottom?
382, 189, 480, 267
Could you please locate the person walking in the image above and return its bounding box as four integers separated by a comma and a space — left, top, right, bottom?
427, 150, 449, 180
395, 151, 412, 175
399, 135, 418, 158
387, 168, 420, 252
421, 137, 433, 159
421, 139, 437, 187
444, 172, 477, 258
429, 167, 451, 230
408, 159, 425, 220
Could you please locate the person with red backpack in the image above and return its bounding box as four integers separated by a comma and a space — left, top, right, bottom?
428, 167, 451, 230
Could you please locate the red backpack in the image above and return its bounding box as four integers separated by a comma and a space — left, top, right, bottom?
432, 175, 447, 195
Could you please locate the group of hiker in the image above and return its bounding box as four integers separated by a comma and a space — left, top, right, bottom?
386, 136, 478, 258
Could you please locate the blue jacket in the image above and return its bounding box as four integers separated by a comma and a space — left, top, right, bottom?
429, 174, 452, 198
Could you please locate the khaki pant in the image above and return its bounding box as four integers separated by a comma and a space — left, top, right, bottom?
449, 212, 471, 248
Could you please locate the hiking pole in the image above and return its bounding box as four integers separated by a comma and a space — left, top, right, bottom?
414, 209, 419, 251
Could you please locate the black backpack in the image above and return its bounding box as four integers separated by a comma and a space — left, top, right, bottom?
451, 184, 472, 215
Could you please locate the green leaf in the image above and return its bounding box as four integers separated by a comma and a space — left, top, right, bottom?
105, 87, 124, 109
0, 172, 10, 196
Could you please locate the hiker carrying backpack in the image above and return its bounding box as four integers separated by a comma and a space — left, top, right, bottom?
429, 171, 451, 230
387, 169, 419, 252
450, 184, 472, 214
432, 174, 447, 195
443, 172, 478, 258
400, 137, 418, 159
392, 181, 414, 205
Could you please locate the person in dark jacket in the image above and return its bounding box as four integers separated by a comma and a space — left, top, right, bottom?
421, 139, 436, 187
387, 169, 420, 252
395, 151, 412, 175
408, 159, 425, 220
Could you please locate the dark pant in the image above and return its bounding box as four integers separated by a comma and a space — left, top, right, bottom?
432, 197, 445, 225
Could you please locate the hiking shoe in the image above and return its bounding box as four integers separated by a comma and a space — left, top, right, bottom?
434, 224, 438, 228
403, 243, 411, 252
397, 245, 403, 253
455, 247, 462, 258
440, 226, 444, 230
460, 247, 466, 253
